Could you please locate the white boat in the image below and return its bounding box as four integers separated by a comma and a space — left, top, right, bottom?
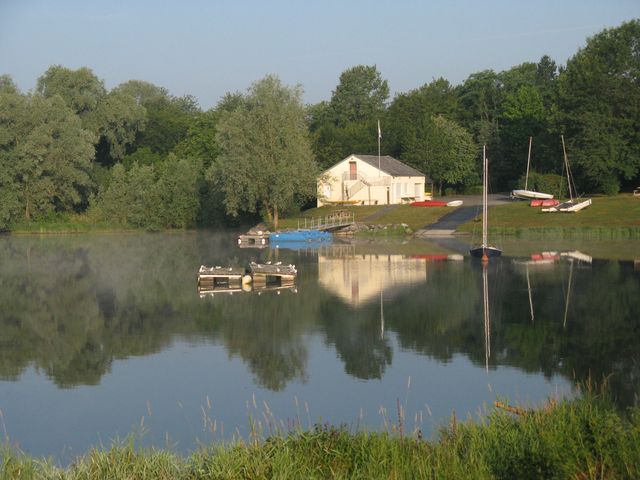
512, 189, 554, 200
470, 145, 502, 259
446, 200, 463, 207
511, 137, 554, 200
542, 136, 591, 213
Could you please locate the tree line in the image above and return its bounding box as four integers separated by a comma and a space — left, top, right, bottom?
0, 20, 638, 231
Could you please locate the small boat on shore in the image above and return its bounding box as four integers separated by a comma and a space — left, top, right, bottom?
530, 199, 560, 207
410, 200, 463, 207
511, 137, 554, 201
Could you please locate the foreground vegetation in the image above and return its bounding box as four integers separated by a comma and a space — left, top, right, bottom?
2, 392, 638, 479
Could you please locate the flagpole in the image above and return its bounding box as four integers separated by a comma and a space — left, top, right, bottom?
377, 120, 381, 177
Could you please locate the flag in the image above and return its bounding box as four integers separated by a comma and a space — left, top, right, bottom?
377, 120, 382, 140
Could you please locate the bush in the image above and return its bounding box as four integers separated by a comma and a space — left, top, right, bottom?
517, 172, 567, 198
465, 185, 483, 195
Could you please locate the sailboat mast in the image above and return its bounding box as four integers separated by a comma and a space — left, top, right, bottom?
525, 136, 532, 191
561, 135, 573, 202
482, 145, 488, 247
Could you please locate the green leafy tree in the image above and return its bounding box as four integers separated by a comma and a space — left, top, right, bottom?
403, 115, 478, 194
155, 155, 202, 228
329, 65, 389, 126
37, 66, 146, 165
557, 20, 640, 194
0, 90, 95, 222
385, 78, 460, 159
116, 80, 199, 156
209, 75, 318, 230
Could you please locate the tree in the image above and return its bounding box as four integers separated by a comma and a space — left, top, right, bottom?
209, 75, 318, 230
329, 65, 389, 126
0, 90, 95, 222
403, 115, 478, 194
37, 66, 146, 166
385, 78, 460, 159
557, 20, 640, 194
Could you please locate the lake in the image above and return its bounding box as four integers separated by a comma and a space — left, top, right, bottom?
0, 232, 638, 463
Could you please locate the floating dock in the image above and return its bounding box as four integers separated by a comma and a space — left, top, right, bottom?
238, 232, 269, 247
197, 262, 297, 295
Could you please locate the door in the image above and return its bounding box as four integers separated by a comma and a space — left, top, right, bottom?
349, 161, 357, 180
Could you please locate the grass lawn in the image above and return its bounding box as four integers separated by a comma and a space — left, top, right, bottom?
277, 204, 451, 231
459, 194, 640, 237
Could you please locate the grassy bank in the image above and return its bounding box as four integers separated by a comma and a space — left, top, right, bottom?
2, 394, 639, 479
459, 194, 640, 238
277, 204, 450, 232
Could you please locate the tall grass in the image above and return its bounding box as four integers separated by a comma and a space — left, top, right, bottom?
2, 390, 639, 479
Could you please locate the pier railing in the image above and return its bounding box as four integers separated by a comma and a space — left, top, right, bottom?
297, 211, 355, 231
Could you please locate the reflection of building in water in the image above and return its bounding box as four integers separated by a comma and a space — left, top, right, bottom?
318, 251, 427, 306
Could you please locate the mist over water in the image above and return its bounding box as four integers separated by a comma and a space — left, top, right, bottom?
0, 232, 638, 462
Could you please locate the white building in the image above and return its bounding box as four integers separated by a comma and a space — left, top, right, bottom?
317, 154, 429, 207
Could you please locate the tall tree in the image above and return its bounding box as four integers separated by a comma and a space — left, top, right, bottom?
37, 66, 145, 165
403, 115, 478, 194
329, 65, 389, 126
209, 75, 318, 230
0, 91, 95, 222
557, 20, 640, 194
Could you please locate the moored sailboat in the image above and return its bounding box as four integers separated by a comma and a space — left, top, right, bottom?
470, 146, 502, 259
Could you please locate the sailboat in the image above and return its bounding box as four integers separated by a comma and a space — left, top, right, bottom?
542, 136, 592, 213
511, 137, 554, 200
470, 146, 502, 259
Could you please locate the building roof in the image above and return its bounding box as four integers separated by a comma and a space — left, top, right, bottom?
352, 155, 426, 178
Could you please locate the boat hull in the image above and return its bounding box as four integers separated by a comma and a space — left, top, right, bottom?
542, 198, 592, 212
470, 246, 502, 258
511, 189, 554, 200
410, 200, 463, 207
530, 199, 560, 207
269, 230, 331, 242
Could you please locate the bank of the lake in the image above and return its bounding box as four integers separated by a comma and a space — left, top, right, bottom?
6, 194, 640, 238
458, 194, 640, 238
2, 394, 638, 480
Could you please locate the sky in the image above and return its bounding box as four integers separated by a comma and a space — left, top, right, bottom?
1, 0, 638, 109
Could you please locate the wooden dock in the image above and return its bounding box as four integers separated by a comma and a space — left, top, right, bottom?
197, 262, 297, 294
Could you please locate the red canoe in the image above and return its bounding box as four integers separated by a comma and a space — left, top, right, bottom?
530, 199, 560, 207
410, 200, 448, 207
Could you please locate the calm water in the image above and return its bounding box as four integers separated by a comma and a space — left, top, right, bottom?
0, 232, 639, 463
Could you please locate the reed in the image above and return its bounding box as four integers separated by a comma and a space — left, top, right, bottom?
2, 390, 638, 479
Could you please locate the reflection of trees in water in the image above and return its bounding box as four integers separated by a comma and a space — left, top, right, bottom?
0, 233, 639, 405
319, 297, 392, 380
0, 234, 222, 387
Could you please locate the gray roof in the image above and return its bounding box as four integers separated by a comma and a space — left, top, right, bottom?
353, 155, 426, 178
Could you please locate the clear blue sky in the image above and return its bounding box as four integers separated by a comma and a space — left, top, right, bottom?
1, 0, 638, 109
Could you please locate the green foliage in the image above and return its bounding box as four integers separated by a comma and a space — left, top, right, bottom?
328, 65, 389, 126
210, 75, 318, 230
403, 115, 478, 194
1, 396, 639, 479
558, 20, 640, 194
37, 66, 146, 166
93, 156, 202, 229
0, 90, 95, 223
